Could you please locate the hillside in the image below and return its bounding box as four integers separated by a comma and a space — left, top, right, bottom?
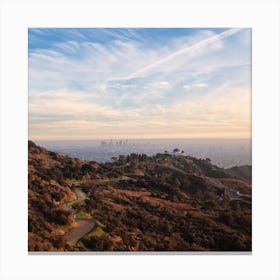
28, 141, 251, 251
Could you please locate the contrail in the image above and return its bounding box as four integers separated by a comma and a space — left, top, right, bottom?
115, 28, 242, 81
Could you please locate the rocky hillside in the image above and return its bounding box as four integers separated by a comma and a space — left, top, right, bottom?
28, 141, 251, 251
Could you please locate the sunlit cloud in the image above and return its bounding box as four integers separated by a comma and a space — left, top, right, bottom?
28, 28, 251, 140
183, 83, 208, 90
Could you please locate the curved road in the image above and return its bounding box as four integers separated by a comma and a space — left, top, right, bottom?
64, 188, 95, 245
65, 219, 95, 245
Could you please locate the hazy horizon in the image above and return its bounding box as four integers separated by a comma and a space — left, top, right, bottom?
32, 136, 251, 142
36, 138, 251, 168
29, 28, 251, 140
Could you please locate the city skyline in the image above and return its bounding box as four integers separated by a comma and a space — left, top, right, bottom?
29, 28, 251, 140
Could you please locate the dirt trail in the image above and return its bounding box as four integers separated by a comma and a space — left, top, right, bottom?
64, 188, 95, 245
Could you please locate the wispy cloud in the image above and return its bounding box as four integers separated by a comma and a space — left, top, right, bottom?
28, 28, 251, 140
101, 28, 144, 42
115, 28, 242, 81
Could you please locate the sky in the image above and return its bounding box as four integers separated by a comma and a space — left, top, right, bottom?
28, 28, 251, 140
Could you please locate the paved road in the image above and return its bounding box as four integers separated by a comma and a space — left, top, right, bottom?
64, 188, 95, 245
65, 218, 95, 245
66, 188, 86, 209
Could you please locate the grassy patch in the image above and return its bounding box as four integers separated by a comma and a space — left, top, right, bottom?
83, 220, 106, 239
65, 178, 92, 186
76, 211, 91, 219
76, 240, 88, 250
71, 200, 86, 209
100, 178, 123, 186
88, 225, 105, 238
95, 219, 106, 228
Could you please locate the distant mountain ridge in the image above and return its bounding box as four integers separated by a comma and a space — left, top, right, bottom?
28, 140, 252, 251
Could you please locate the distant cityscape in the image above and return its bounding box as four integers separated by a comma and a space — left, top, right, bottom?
37, 138, 251, 168
100, 139, 138, 148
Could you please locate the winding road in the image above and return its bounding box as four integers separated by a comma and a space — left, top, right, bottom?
63, 163, 250, 245
64, 188, 95, 245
